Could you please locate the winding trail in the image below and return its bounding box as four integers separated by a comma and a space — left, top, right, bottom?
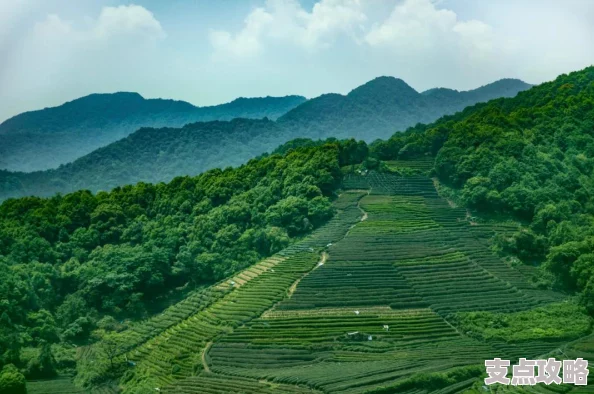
201, 341, 212, 373
288, 252, 327, 297
344, 190, 369, 238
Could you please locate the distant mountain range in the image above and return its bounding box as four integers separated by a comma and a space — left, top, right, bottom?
277, 77, 532, 141
0, 118, 288, 199
0, 77, 532, 200
0, 93, 307, 172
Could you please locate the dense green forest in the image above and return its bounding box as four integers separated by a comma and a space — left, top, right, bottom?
0, 93, 306, 172
371, 66, 594, 313
0, 140, 367, 383
0, 78, 530, 201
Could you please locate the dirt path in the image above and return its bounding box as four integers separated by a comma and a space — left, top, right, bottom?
345, 194, 369, 238
360, 210, 368, 222
360, 189, 370, 222
287, 252, 327, 297
201, 341, 212, 373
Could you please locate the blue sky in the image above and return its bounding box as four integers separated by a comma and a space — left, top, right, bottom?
1, 0, 593, 122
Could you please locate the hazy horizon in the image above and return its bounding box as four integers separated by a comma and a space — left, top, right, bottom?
2, 0, 593, 123
0, 74, 534, 122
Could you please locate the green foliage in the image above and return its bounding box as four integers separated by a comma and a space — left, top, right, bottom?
278, 77, 530, 143
24, 342, 57, 379
363, 365, 483, 393
451, 302, 592, 342
0, 119, 293, 200
0, 141, 361, 368
372, 66, 594, 312
0, 364, 27, 394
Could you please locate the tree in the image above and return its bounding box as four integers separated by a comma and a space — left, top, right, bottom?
99, 334, 123, 373
0, 364, 27, 394
25, 342, 56, 379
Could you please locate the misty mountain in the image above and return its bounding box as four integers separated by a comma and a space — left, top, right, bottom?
0, 77, 531, 200
277, 77, 532, 141
0, 93, 306, 172
0, 118, 294, 199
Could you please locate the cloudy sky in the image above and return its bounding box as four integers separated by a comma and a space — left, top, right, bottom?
1, 0, 593, 122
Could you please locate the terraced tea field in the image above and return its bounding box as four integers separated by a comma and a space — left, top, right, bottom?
79, 172, 592, 393
107, 191, 366, 391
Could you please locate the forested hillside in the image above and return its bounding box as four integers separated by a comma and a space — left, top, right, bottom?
0, 78, 530, 201
0, 119, 292, 199
0, 93, 306, 172
277, 77, 531, 141
372, 65, 594, 313
0, 140, 368, 387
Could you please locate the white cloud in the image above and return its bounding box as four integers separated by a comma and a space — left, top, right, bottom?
365, 0, 494, 59
209, 7, 273, 58
209, 0, 366, 58
210, 0, 497, 69
365, 0, 458, 47
32, 5, 165, 44
91, 5, 165, 41
0, 4, 166, 122
452, 20, 494, 58
2, 0, 594, 124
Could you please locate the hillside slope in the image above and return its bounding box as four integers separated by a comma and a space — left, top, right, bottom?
373, 65, 594, 314
0, 141, 372, 389
277, 77, 531, 142
78, 171, 592, 393
0, 93, 306, 172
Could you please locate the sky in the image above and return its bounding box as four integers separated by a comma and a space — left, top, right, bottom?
1, 0, 593, 123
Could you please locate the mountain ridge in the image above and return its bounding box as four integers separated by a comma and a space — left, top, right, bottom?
0, 76, 532, 200
277, 76, 532, 141
0, 93, 307, 171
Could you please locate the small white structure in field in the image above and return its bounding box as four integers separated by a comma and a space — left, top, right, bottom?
383, 325, 389, 332
318, 262, 324, 267
309, 247, 314, 252
347, 331, 359, 336
326, 243, 332, 247
354, 310, 360, 315
368, 335, 373, 341
230, 280, 236, 286
271, 269, 275, 273
155, 389, 161, 392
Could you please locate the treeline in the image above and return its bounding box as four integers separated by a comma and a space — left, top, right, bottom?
371, 66, 594, 312
0, 139, 367, 380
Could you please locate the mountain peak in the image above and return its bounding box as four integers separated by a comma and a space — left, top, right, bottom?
61, 91, 146, 108
348, 76, 419, 99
